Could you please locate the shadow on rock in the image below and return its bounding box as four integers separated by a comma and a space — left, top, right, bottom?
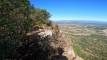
51, 47, 68, 60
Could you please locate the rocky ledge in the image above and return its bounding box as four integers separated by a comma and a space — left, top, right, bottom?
12, 26, 83, 60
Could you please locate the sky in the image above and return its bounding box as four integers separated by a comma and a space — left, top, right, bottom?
29, 0, 107, 21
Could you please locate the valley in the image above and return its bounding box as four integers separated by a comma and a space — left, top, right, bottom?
58, 23, 107, 60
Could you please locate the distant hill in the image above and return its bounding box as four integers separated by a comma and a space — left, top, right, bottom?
54, 20, 107, 26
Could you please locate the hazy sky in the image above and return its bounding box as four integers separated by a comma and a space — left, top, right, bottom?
30, 0, 107, 21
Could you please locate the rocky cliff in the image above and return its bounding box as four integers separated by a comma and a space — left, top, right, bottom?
11, 25, 83, 60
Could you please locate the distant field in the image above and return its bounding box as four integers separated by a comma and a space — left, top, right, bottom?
59, 24, 107, 60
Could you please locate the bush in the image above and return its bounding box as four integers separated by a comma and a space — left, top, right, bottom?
0, 0, 32, 59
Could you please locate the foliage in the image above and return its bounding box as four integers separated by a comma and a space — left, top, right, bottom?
30, 7, 51, 26
0, 0, 52, 59
0, 0, 32, 59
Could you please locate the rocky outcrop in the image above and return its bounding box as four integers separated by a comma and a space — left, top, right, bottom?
10, 26, 83, 60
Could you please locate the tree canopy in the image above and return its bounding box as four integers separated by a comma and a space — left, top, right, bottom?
0, 0, 51, 59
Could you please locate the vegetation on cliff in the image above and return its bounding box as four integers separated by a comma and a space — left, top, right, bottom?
0, 0, 58, 60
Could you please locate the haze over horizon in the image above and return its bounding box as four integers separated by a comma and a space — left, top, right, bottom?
30, 0, 107, 22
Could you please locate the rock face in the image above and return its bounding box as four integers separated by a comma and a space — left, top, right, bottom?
56, 32, 75, 60
11, 26, 83, 60
58, 31, 84, 60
